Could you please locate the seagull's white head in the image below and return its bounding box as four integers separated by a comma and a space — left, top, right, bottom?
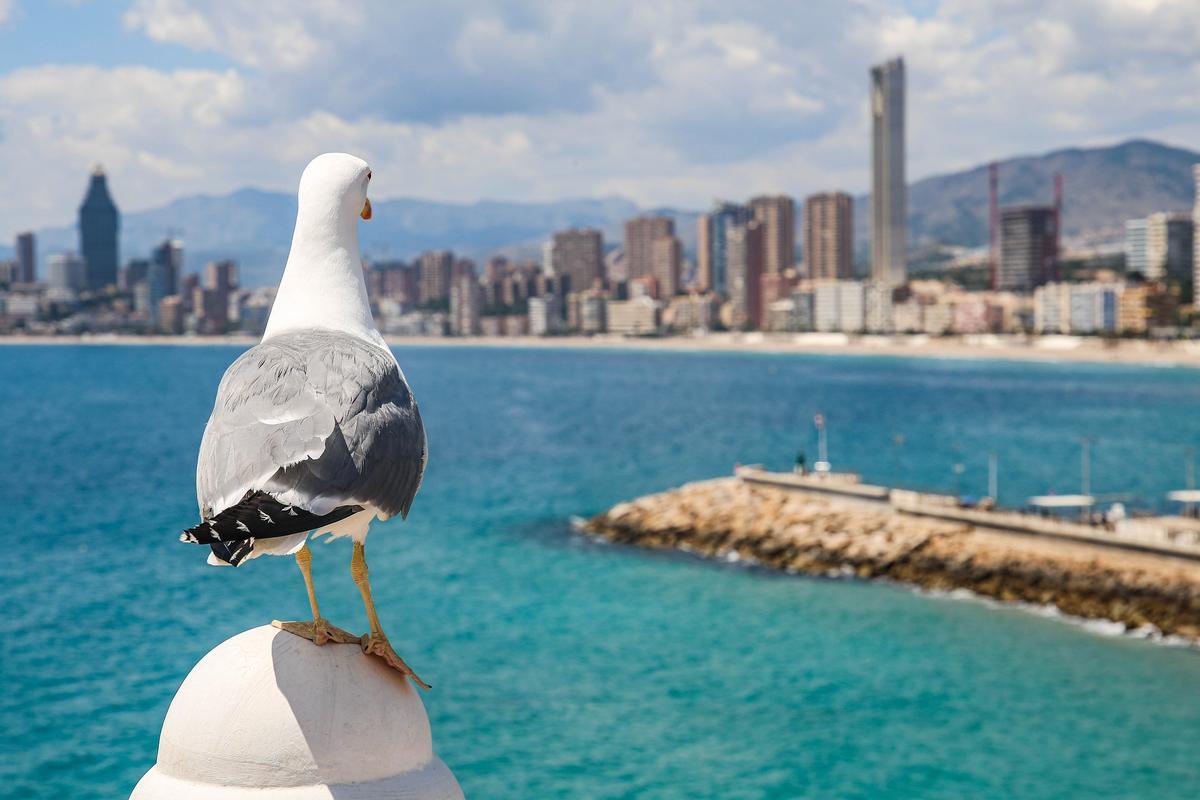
263, 153, 384, 346
298, 152, 373, 225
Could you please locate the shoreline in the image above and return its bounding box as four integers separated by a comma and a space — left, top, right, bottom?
583, 477, 1200, 641
3, 332, 1200, 367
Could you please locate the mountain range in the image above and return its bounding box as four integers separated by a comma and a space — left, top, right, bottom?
19, 139, 1200, 287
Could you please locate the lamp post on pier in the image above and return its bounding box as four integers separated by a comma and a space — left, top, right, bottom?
813, 412, 830, 473
1079, 436, 1094, 497
988, 451, 998, 503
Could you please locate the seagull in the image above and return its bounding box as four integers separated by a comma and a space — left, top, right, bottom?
180, 153, 429, 689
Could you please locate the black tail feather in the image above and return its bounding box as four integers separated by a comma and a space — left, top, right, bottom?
181, 492, 363, 566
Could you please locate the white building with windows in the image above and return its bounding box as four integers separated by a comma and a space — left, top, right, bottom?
1125, 218, 1148, 275
814, 280, 865, 332
606, 296, 659, 335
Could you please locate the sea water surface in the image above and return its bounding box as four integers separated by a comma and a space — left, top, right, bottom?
1, 344, 1199, 799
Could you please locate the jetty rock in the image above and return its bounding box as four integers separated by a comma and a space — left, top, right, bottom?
585, 477, 1200, 639
131, 625, 463, 799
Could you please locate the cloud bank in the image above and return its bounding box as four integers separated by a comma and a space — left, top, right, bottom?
2, 0, 1198, 231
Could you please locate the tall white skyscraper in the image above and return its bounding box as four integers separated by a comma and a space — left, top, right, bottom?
870, 57, 906, 287
1193, 165, 1200, 293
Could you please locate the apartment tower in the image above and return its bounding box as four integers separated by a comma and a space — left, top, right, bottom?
803, 192, 853, 280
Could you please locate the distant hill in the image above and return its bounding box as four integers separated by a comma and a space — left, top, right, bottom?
855, 138, 1200, 248
21, 138, 1199, 285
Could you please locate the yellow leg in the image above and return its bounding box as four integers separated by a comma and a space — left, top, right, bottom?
273, 544, 357, 645
352, 541, 430, 689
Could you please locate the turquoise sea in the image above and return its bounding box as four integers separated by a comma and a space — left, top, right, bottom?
2, 344, 1199, 798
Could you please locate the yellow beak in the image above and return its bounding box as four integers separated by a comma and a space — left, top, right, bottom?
361, 197, 372, 220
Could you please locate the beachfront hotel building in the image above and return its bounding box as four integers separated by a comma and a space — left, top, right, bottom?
650, 234, 682, 298
550, 228, 604, 293
624, 216, 673, 281
698, 201, 753, 294
813, 280, 865, 332
870, 57, 906, 287
417, 250, 454, 304
749, 195, 796, 276
803, 192, 854, 280
726, 219, 764, 330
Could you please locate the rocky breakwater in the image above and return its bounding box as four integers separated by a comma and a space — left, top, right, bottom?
584, 477, 1200, 640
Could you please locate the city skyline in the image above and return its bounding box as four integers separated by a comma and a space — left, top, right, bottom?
2, 3, 1200, 233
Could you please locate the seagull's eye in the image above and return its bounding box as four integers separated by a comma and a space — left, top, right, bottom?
367, 171, 372, 180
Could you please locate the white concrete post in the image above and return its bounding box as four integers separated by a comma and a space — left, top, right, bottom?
131, 625, 463, 799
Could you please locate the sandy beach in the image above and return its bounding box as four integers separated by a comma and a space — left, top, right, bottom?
4, 331, 1200, 367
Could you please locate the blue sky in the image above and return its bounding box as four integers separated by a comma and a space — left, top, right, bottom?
2, 0, 1198, 231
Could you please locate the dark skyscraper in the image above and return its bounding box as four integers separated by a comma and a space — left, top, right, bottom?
998, 206, 1057, 292
152, 238, 184, 296
15, 232, 35, 283
79, 166, 119, 291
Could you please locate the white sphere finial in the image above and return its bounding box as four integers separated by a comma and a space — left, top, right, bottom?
131, 626, 463, 799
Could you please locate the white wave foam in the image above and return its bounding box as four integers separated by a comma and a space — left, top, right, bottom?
917, 585, 1197, 649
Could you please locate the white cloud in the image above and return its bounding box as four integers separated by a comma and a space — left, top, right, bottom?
0, 1, 1198, 232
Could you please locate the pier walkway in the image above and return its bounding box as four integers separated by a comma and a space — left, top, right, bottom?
735, 466, 1200, 562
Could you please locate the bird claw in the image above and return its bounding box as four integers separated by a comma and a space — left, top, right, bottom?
361, 633, 431, 690
273, 618, 359, 646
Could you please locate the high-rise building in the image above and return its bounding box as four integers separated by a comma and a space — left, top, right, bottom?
696, 214, 712, 291
750, 195, 795, 276
180, 272, 199, 312
699, 202, 752, 295
803, 192, 853, 280
78, 166, 119, 291
47, 253, 86, 294
550, 228, 604, 292
1125, 218, 1149, 275
1194, 165, 1200, 294
193, 285, 229, 334
143, 252, 174, 323
624, 216, 674, 282
651, 235, 682, 298
122, 258, 149, 291
726, 220, 764, 330
1144, 212, 1193, 281
15, 232, 35, 284
870, 57, 906, 287
152, 239, 184, 297
998, 206, 1057, 292
159, 295, 186, 335
449, 273, 483, 335
205, 260, 238, 295
417, 250, 453, 304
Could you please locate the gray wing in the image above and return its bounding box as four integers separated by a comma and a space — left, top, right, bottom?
196, 330, 426, 522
